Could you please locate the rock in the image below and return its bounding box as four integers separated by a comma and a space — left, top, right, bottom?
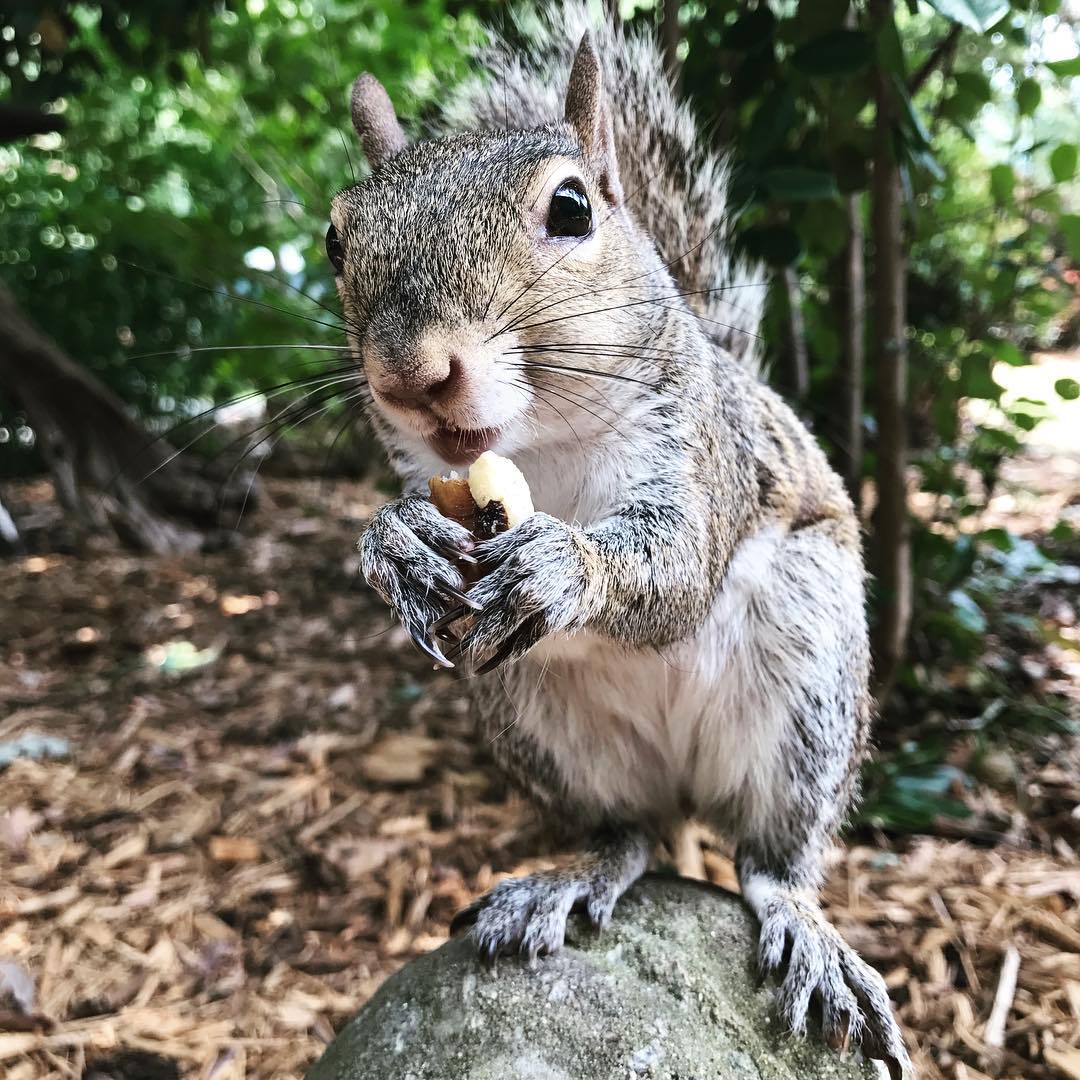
308, 875, 877, 1080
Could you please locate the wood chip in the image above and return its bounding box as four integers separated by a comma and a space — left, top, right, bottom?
208, 837, 260, 863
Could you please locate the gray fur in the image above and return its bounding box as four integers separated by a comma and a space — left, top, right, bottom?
333, 5, 909, 1076
436, 5, 764, 368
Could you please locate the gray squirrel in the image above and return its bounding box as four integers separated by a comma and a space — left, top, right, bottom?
331, 6, 910, 1076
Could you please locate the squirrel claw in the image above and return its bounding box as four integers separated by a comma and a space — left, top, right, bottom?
410, 631, 454, 669
475, 639, 518, 675
440, 586, 482, 611
824, 1010, 854, 1053
478, 937, 499, 968
449, 901, 482, 934
436, 544, 478, 566
429, 605, 470, 637
752, 887, 911, 1074
465, 613, 549, 674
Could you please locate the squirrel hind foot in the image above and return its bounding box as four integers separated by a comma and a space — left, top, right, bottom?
750, 883, 912, 1079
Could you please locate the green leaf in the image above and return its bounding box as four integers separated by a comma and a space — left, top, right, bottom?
989, 163, 1015, 204
786, 0, 851, 45
925, 0, 1009, 31
1016, 77, 1041, 116
953, 71, 994, 105
759, 167, 840, 200
961, 352, 1002, 399
720, 7, 775, 52
1047, 57, 1080, 78
949, 589, 988, 634
797, 200, 850, 259
990, 340, 1027, 366
1056, 378, 1080, 401
747, 91, 796, 158
1062, 214, 1080, 261
791, 30, 874, 77
875, 18, 906, 78
1049, 143, 1078, 182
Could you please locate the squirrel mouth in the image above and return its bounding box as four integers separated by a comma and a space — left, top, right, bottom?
427, 424, 500, 465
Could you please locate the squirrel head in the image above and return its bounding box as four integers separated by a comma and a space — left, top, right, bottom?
329, 34, 664, 467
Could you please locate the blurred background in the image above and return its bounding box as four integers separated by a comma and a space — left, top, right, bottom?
0, 1, 1078, 1078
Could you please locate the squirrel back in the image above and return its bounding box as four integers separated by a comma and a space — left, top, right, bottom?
436, 4, 764, 371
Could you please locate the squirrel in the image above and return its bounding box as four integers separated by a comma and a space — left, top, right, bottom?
332, 6, 911, 1076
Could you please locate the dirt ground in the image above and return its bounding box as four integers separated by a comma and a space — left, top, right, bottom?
0, 452, 1078, 1080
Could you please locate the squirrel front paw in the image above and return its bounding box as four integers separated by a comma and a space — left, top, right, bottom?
359, 495, 478, 667
448, 512, 595, 673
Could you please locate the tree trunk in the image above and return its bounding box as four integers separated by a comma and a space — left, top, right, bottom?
0, 284, 250, 553
778, 266, 810, 405
868, 0, 912, 698
660, 0, 682, 86
835, 194, 866, 508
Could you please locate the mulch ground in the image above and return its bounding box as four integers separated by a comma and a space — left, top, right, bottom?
0, 474, 1077, 1080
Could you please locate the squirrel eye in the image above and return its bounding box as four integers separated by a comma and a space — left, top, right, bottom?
546, 179, 592, 238
325, 223, 345, 272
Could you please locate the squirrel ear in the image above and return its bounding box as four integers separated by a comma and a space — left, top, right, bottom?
563, 32, 622, 205
351, 73, 407, 170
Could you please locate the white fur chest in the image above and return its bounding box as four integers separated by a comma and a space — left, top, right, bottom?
513, 527, 792, 825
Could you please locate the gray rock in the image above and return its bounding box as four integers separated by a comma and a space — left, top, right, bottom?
308, 875, 877, 1080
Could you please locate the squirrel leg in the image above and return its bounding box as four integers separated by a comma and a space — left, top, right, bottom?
708, 519, 911, 1076
451, 827, 649, 962
735, 850, 911, 1078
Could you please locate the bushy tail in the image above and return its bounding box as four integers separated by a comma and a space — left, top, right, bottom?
437, 4, 764, 370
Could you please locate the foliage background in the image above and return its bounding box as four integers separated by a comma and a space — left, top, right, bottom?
1, 0, 1078, 828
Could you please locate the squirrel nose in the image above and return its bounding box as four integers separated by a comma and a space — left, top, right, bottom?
375, 353, 464, 408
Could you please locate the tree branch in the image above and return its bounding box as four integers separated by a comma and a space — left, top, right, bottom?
908, 24, 962, 96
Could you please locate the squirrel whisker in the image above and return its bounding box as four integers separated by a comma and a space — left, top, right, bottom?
120, 343, 350, 365
508, 281, 768, 337
509, 342, 670, 364
247, 264, 366, 338
499, 377, 588, 453
508, 339, 675, 360
135, 370, 362, 488
495, 209, 751, 337
120, 259, 351, 339
505, 365, 618, 415
208, 379, 364, 482
508, 357, 659, 390
504, 375, 626, 441
224, 383, 371, 529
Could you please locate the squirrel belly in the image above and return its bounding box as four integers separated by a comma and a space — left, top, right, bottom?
489, 516, 868, 830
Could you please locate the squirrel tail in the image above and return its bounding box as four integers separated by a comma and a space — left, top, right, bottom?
439, 4, 764, 372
